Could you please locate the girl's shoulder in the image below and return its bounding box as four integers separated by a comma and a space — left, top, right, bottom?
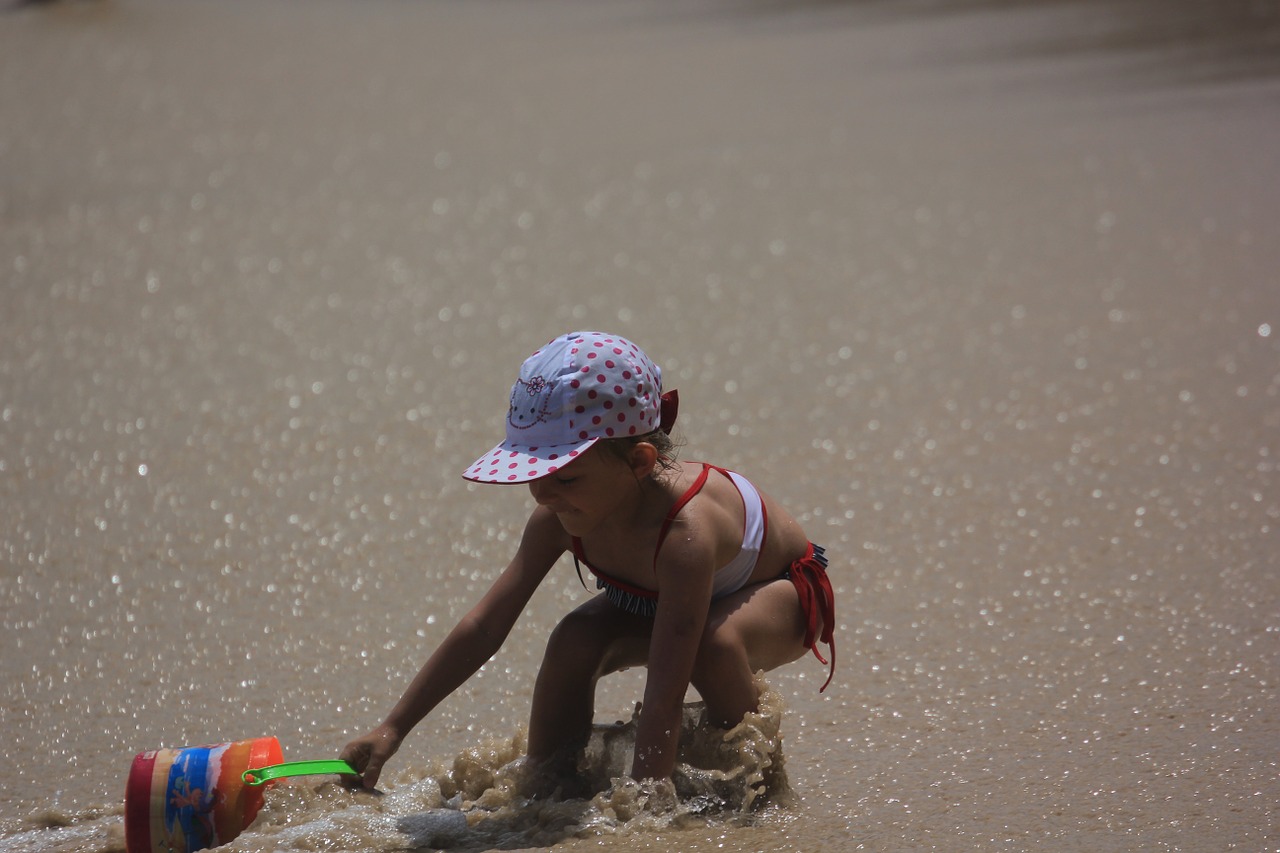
658, 461, 752, 554
670, 461, 808, 558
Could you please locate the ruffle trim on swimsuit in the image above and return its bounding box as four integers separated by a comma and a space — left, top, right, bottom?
573, 553, 659, 618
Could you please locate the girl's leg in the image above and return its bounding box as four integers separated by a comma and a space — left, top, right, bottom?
527, 596, 651, 763
690, 578, 815, 728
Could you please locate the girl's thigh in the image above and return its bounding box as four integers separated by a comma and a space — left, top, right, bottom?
556, 594, 653, 676
562, 579, 811, 677
706, 578, 811, 673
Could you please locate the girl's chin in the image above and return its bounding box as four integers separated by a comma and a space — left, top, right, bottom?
555, 512, 595, 536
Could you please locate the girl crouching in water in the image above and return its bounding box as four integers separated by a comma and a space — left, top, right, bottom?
340, 331, 835, 789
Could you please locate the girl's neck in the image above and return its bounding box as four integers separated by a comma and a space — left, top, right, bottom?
586, 471, 675, 546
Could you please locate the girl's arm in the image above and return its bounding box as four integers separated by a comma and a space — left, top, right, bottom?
630, 535, 716, 781
341, 506, 567, 788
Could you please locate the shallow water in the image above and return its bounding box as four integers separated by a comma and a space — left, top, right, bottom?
2, 0, 1278, 850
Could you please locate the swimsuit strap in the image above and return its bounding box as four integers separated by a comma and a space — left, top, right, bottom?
652, 462, 719, 570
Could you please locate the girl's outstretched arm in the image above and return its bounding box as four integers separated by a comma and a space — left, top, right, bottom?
630, 537, 716, 782
341, 507, 567, 788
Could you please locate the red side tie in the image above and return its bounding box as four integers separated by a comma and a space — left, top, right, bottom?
789, 544, 836, 692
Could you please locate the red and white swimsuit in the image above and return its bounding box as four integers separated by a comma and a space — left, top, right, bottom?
571, 463, 837, 691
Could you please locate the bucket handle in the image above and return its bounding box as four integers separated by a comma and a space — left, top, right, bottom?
241, 759, 359, 786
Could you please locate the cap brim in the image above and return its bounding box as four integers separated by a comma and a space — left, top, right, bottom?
462, 437, 600, 484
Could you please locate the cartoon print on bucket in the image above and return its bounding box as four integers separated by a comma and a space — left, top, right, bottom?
124, 737, 283, 853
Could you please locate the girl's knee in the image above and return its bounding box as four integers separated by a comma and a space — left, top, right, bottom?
543, 605, 647, 678
544, 609, 607, 664
691, 628, 758, 728
692, 622, 748, 682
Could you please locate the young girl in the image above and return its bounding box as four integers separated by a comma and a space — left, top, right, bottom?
340, 331, 835, 789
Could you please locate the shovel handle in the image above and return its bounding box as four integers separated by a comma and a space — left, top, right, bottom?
241, 759, 359, 786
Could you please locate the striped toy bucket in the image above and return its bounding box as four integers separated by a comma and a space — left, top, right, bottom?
124, 736, 283, 853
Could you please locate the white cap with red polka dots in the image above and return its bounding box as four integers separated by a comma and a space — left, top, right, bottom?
463, 331, 666, 484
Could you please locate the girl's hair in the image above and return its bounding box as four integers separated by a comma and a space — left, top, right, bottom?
599, 429, 682, 479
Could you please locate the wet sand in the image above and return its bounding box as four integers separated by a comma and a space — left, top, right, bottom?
2, 0, 1278, 850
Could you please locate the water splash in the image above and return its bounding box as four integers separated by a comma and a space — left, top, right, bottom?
231, 682, 791, 851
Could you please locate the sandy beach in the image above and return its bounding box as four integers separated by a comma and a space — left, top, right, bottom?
2, 1, 1278, 850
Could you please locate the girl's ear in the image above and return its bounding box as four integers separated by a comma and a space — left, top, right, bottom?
628, 442, 659, 480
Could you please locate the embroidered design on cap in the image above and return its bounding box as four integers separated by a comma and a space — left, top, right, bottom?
462, 332, 666, 484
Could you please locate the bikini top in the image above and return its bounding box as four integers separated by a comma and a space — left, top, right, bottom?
571, 463, 769, 608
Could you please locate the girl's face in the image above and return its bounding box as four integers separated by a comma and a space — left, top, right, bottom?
526, 444, 641, 537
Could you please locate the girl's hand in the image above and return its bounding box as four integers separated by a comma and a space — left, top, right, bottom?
339, 723, 403, 790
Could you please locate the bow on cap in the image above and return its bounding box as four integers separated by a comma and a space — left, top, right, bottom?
659, 390, 679, 435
